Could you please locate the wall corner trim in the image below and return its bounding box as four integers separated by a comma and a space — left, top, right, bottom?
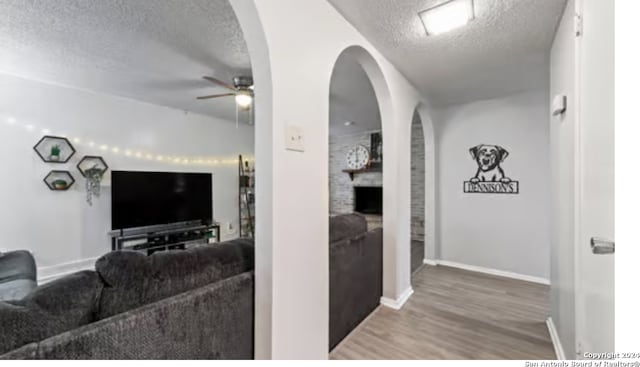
380, 287, 414, 310
38, 257, 99, 284
423, 259, 550, 285
546, 317, 566, 360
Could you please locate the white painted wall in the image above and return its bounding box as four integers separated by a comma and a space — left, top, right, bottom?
0, 73, 254, 277
434, 89, 551, 280
231, 0, 434, 359
549, 0, 577, 358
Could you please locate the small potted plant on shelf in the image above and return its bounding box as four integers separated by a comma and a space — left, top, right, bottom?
52, 179, 68, 190
49, 144, 61, 161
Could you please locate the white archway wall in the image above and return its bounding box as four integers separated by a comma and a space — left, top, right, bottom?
228, 0, 274, 359
231, 0, 434, 359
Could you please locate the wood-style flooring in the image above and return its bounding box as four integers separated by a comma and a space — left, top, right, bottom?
330, 265, 555, 360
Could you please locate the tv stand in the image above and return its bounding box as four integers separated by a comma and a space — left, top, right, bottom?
109, 221, 221, 255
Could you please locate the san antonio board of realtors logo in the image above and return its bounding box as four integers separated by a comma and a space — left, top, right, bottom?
463, 144, 519, 194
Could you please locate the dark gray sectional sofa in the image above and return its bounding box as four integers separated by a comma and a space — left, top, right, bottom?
329, 213, 383, 350
0, 238, 254, 360
1, 214, 381, 359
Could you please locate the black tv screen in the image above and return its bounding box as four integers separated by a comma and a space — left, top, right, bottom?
111, 171, 213, 230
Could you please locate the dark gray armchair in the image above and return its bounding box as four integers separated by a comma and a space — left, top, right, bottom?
0, 251, 37, 302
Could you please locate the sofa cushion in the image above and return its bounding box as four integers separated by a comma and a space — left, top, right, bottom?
0, 342, 37, 360
96, 238, 254, 320
35, 272, 254, 359
329, 213, 368, 243
0, 270, 103, 355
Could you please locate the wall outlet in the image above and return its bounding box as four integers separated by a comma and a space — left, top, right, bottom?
285, 125, 305, 152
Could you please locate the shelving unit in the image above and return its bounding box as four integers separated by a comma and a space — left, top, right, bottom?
239, 155, 255, 238
43, 170, 75, 191
33, 135, 76, 163
109, 221, 221, 255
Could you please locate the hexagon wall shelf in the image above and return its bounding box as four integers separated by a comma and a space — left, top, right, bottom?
43, 170, 75, 191
77, 156, 109, 177
33, 136, 76, 163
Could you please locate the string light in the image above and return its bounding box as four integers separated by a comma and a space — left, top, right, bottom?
3, 117, 255, 168
3, 119, 250, 167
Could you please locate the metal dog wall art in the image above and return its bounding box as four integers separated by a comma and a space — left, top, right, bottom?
463, 144, 519, 194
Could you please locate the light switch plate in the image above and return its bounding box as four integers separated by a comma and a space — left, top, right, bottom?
552, 95, 567, 117
285, 125, 305, 152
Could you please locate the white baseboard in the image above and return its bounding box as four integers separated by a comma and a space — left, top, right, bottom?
421, 259, 550, 285
546, 317, 566, 360
422, 258, 438, 266
380, 287, 414, 310
38, 257, 98, 284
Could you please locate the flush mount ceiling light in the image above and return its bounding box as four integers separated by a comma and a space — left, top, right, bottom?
344, 121, 355, 126
419, 0, 475, 36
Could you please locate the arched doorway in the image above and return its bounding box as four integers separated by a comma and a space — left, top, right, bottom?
328, 47, 384, 350
327, 45, 398, 301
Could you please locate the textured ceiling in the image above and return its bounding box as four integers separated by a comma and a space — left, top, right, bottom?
0, 0, 251, 121
328, 0, 567, 107
330, 55, 381, 136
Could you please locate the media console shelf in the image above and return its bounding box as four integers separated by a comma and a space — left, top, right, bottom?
109, 221, 221, 255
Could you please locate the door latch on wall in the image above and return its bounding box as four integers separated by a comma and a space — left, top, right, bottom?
590, 237, 614, 254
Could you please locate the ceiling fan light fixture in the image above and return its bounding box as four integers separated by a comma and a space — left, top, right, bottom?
235, 91, 253, 109
419, 0, 474, 36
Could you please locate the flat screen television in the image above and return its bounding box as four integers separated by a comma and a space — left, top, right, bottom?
111, 171, 213, 230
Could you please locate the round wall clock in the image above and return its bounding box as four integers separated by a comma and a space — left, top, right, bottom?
346, 144, 370, 170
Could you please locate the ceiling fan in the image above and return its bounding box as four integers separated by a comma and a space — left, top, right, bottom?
197, 75, 254, 110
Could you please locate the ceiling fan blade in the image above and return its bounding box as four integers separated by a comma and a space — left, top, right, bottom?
202, 76, 237, 91
196, 93, 236, 100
